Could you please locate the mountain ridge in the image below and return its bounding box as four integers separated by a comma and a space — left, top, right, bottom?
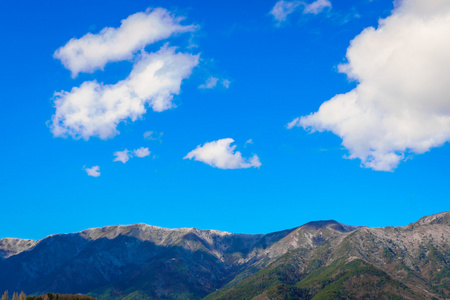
0, 211, 449, 299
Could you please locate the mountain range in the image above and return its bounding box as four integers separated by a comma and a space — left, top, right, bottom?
1, 211, 449, 299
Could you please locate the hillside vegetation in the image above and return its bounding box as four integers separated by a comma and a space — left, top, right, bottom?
0, 212, 449, 299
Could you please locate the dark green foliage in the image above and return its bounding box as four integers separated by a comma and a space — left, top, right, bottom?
383, 247, 396, 263
25, 293, 95, 300
297, 259, 356, 290
310, 262, 415, 299
435, 267, 450, 284
204, 263, 305, 300
204, 259, 421, 300
266, 284, 310, 300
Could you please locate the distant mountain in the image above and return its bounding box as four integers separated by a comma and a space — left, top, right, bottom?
0, 212, 449, 299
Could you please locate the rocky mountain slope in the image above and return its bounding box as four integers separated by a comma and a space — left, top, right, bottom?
208, 211, 450, 299
0, 238, 36, 260
0, 224, 296, 298
0, 212, 449, 299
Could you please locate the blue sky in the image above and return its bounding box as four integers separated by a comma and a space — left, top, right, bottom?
1, 0, 449, 240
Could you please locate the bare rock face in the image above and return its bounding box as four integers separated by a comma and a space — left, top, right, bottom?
208, 211, 450, 300
0, 224, 297, 298
0, 238, 36, 259
408, 211, 450, 228
0, 211, 449, 300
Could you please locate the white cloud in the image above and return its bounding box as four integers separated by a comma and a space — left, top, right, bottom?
143, 130, 163, 141
221, 79, 231, 88
54, 8, 196, 77
286, 117, 300, 129
113, 147, 150, 163
134, 147, 151, 158
291, 0, 450, 171
270, 0, 331, 23
84, 165, 100, 177
270, 0, 302, 22
50, 46, 199, 140
245, 139, 253, 147
113, 149, 131, 163
198, 76, 219, 89
184, 138, 261, 169
303, 0, 331, 14
198, 76, 230, 89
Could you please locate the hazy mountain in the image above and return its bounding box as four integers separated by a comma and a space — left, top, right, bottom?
0, 212, 449, 299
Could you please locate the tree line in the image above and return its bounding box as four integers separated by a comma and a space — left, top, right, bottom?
1, 291, 96, 300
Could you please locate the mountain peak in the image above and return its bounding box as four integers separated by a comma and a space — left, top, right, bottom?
1, 211, 450, 299
303, 220, 359, 232
408, 211, 450, 228
304, 220, 339, 227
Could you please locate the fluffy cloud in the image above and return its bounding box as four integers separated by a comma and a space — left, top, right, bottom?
54, 8, 196, 77
113, 147, 151, 163
84, 165, 100, 177
290, 0, 450, 171
270, 0, 331, 22
113, 149, 131, 163
198, 76, 230, 89
184, 138, 261, 169
134, 147, 151, 158
51, 47, 199, 140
